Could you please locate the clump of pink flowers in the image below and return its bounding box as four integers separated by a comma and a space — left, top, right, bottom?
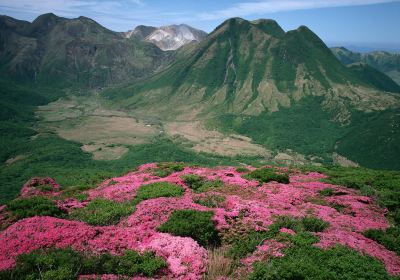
0, 163, 399, 278
20, 177, 60, 198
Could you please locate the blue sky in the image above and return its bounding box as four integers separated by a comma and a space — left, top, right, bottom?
0, 0, 399, 51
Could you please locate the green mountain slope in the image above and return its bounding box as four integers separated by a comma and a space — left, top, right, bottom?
331, 47, 400, 85
104, 18, 400, 169
0, 13, 173, 88
106, 18, 398, 118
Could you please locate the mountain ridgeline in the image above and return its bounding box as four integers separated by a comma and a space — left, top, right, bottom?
105, 18, 400, 169
106, 18, 399, 117
331, 47, 400, 86
1, 14, 400, 170
0, 13, 173, 88
125, 24, 207, 51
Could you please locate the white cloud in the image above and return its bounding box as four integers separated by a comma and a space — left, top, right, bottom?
198, 0, 397, 20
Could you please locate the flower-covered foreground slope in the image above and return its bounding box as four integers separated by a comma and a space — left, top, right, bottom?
0, 163, 399, 279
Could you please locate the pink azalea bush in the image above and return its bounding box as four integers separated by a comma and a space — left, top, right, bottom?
0, 164, 399, 279
20, 177, 60, 198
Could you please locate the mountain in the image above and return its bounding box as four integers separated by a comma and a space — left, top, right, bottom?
1, 14, 400, 171
126, 24, 207, 51
331, 47, 400, 85
123, 25, 156, 40
105, 18, 400, 169
0, 13, 173, 88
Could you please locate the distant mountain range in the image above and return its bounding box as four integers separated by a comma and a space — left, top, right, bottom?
331, 47, 400, 85
124, 24, 207, 51
1, 13, 400, 170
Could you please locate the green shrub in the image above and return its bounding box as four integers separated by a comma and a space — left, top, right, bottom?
37, 184, 54, 192
135, 182, 184, 201
270, 216, 329, 233
158, 209, 220, 247
319, 188, 335, 196
194, 194, 226, 208
228, 230, 271, 260
181, 174, 224, 193
236, 167, 250, 173
0, 248, 166, 279
244, 168, 289, 184
1, 248, 82, 280
363, 227, 400, 255
69, 198, 134, 226
227, 216, 328, 260
249, 245, 393, 280
74, 193, 88, 202
301, 216, 330, 232
153, 162, 185, 177
82, 250, 166, 277
7, 197, 64, 220
271, 215, 301, 232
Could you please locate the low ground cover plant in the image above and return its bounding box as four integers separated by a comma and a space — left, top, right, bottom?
194, 194, 226, 208
0, 248, 166, 280
227, 216, 329, 259
158, 209, 220, 247
6, 197, 64, 220
135, 182, 184, 201
243, 168, 289, 184
249, 245, 393, 280
69, 198, 134, 226
181, 174, 224, 193
364, 227, 400, 256
153, 162, 185, 177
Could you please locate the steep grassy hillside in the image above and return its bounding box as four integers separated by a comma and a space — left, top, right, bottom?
0, 13, 173, 88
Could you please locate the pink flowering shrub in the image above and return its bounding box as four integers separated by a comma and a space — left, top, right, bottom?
20, 177, 60, 198
0, 164, 399, 279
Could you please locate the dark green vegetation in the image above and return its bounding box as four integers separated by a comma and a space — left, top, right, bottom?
336, 108, 400, 170
135, 182, 184, 200
313, 166, 400, 211
348, 63, 400, 93
152, 162, 185, 177
194, 194, 226, 208
249, 245, 394, 280
236, 167, 250, 173
319, 188, 335, 196
227, 216, 329, 260
181, 174, 224, 193
209, 98, 400, 169
364, 228, 400, 256
308, 166, 400, 260
69, 198, 134, 226
207, 97, 344, 162
244, 168, 289, 184
331, 47, 400, 86
158, 209, 221, 247
6, 197, 64, 220
0, 124, 255, 204
0, 248, 166, 279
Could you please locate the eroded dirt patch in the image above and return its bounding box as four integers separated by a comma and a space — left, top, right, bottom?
165, 121, 271, 157
36, 96, 159, 160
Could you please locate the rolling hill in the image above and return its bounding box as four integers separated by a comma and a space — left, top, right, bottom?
331, 47, 400, 85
